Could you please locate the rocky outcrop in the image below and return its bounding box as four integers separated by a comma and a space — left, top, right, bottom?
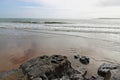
20, 55, 85, 80
98, 63, 118, 80
74, 55, 90, 65
79, 56, 90, 65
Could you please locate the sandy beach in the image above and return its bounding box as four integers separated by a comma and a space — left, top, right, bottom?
0, 28, 120, 78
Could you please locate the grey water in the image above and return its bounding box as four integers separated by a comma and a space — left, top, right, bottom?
0, 18, 120, 42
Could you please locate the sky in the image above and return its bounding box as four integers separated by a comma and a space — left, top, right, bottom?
1, 0, 120, 19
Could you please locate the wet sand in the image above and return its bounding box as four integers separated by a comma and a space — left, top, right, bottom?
0, 29, 120, 77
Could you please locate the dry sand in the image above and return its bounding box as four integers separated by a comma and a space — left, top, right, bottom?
0, 29, 120, 78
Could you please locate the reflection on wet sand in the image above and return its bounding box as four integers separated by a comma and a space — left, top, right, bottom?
10, 48, 35, 65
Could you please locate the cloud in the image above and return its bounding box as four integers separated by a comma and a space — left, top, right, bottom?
18, 0, 101, 18
2, 0, 120, 18
20, 0, 98, 10
17, 0, 120, 18
99, 0, 120, 7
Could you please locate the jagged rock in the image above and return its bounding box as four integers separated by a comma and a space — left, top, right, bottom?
79, 56, 90, 65
20, 55, 82, 80
97, 63, 118, 80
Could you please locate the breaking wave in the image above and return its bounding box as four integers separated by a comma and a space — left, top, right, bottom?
0, 18, 120, 34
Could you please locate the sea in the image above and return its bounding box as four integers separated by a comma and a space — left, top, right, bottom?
0, 18, 120, 42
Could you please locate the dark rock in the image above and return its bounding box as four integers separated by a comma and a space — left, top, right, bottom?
97, 63, 118, 80
40, 55, 49, 59
50, 55, 64, 64
20, 55, 81, 80
79, 56, 90, 65
74, 55, 80, 59
70, 74, 84, 80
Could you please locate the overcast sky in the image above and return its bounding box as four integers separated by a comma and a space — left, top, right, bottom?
1, 0, 120, 19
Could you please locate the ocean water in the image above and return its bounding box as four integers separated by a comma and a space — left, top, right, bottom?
0, 18, 120, 42
0, 18, 120, 53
